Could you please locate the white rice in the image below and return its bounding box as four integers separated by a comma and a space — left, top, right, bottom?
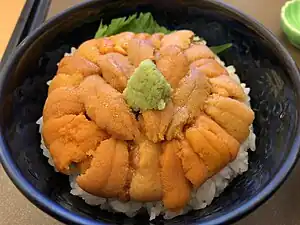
37, 46, 256, 220
64, 47, 77, 57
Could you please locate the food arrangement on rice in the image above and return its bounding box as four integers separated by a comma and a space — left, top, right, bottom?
36, 13, 256, 220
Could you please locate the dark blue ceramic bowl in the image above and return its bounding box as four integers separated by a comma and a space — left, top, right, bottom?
0, 0, 300, 224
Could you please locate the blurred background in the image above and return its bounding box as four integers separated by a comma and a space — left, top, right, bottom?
0, 0, 299, 224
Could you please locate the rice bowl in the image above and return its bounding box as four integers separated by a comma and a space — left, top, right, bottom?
1, 1, 299, 225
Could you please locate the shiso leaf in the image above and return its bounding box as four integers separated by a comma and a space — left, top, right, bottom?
95, 12, 171, 38
210, 43, 233, 54
95, 21, 108, 38
95, 12, 232, 54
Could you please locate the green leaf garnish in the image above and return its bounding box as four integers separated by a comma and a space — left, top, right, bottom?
94, 12, 232, 54
95, 12, 171, 38
210, 43, 233, 54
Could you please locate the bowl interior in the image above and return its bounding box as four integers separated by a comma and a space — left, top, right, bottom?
0, 0, 299, 224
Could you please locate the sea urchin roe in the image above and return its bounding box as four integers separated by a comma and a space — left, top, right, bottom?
40, 28, 255, 214
129, 140, 162, 201
123, 59, 172, 112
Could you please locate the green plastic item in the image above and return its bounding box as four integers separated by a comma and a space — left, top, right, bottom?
281, 0, 300, 49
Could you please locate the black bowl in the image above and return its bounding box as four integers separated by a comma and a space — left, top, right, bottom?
1, 0, 300, 224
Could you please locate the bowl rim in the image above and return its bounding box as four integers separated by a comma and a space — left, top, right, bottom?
0, 0, 300, 225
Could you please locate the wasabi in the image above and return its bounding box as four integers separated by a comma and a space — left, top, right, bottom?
123, 59, 172, 111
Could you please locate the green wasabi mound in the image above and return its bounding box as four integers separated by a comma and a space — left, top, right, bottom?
123, 59, 172, 111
